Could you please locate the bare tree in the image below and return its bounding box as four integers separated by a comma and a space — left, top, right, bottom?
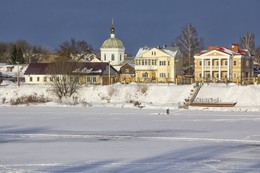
240, 32, 255, 55
48, 57, 80, 99
173, 24, 203, 75
57, 38, 93, 60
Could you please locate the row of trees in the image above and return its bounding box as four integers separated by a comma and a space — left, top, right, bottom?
0, 38, 94, 64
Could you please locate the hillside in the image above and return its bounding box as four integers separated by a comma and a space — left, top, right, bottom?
1, 81, 260, 111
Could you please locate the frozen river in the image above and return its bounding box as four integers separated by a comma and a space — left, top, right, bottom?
1, 106, 260, 172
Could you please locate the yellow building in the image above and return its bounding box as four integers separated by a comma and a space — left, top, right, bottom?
194, 44, 254, 83
134, 46, 183, 83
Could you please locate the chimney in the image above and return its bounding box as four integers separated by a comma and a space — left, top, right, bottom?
231, 43, 239, 52
208, 46, 219, 50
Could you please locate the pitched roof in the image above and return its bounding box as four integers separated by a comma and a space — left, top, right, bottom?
196, 46, 250, 56
24, 62, 115, 75
24, 63, 49, 75
135, 46, 180, 58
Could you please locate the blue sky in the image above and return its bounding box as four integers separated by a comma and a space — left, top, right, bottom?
0, 0, 259, 54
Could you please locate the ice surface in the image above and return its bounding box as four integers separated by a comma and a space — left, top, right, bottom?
0, 106, 260, 172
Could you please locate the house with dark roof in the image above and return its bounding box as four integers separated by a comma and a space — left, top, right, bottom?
24, 62, 119, 85
194, 43, 254, 83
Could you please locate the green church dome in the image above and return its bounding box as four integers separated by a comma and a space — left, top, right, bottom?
101, 38, 124, 49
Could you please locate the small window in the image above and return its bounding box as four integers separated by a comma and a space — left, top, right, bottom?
142, 72, 148, 78
93, 77, 96, 82
225, 60, 228, 66
44, 77, 47, 82
199, 73, 202, 78
208, 61, 210, 66
168, 61, 170, 66
37, 77, 40, 82
199, 61, 202, 66
30, 77, 33, 82
111, 54, 115, 61
159, 73, 166, 77
233, 60, 237, 66
50, 77, 53, 82
104, 54, 106, 61
125, 68, 129, 73
216, 61, 219, 66
120, 54, 122, 61
246, 60, 249, 66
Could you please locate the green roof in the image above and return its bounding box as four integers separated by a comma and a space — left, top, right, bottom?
101, 38, 124, 49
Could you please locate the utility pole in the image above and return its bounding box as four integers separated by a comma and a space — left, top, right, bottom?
109, 61, 111, 85
16, 61, 20, 87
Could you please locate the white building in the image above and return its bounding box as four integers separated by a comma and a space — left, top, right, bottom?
100, 22, 125, 66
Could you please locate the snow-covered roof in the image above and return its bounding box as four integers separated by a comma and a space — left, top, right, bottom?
135, 46, 180, 58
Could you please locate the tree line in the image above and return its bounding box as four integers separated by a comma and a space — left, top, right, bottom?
0, 38, 94, 64
1, 25, 260, 75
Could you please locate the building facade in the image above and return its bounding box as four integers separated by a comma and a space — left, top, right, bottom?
194, 44, 254, 83
24, 62, 119, 85
134, 46, 183, 83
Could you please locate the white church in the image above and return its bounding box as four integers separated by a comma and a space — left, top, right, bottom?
100, 21, 125, 66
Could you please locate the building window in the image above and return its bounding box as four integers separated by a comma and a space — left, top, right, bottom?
159, 61, 166, 66
199, 61, 202, 66
216, 61, 219, 66
104, 54, 106, 61
30, 77, 33, 82
120, 54, 122, 61
199, 73, 202, 78
207, 61, 210, 66
168, 61, 170, 66
225, 60, 228, 66
111, 54, 115, 61
125, 68, 129, 73
50, 77, 53, 82
142, 72, 148, 78
37, 77, 40, 82
233, 73, 237, 78
44, 77, 47, 82
246, 60, 249, 66
216, 74, 219, 78
233, 60, 237, 66
142, 60, 144, 65
159, 73, 166, 78
93, 77, 96, 82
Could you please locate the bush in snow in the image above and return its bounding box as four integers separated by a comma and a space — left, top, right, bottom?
1, 97, 6, 104
10, 94, 49, 105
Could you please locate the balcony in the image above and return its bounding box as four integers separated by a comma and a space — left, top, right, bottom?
203, 66, 228, 71
135, 65, 158, 71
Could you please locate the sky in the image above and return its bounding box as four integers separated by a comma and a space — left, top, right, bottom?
0, 0, 260, 55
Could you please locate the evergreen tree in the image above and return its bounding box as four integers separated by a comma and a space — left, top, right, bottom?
10, 45, 17, 64
17, 48, 25, 64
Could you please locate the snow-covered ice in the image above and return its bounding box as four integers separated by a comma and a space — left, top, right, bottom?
1, 106, 260, 172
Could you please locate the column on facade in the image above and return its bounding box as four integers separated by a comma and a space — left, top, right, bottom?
227, 58, 230, 80
201, 57, 204, 78
210, 58, 213, 80
218, 57, 221, 80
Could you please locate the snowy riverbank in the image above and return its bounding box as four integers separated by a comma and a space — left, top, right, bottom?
1, 82, 260, 112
